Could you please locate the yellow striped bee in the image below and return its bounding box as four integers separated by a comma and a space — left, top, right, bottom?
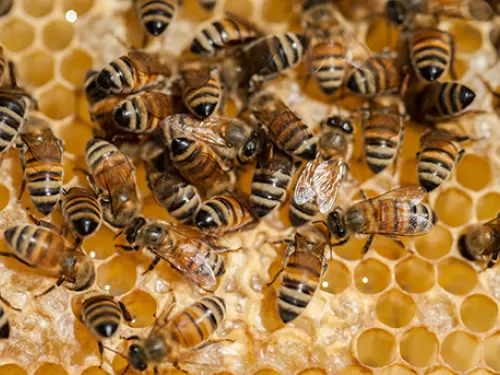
16, 117, 64, 216
459, 213, 500, 269
118, 217, 225, 291
346, 56, 401, 97
198, 0, 217, 11
0, 0, 12, 17
134, 0, 179, 37
289, 115, 352, 226
0, 304, 9, 339
0, 47, 5, 84
327, 186, 437, 255
125, 295, 227, 373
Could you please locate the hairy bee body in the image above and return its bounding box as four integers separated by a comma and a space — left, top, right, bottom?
289, 201, 319, 227
346, 57, 400, 96
0, 90, 32, 157
0, 305, 9, 339
61, 187, 102, 240
81, 294, 123, 340
459, 215, 500, 268
0, 47, 5, 84
181, 65, 221, 118
135, 0, 178, 37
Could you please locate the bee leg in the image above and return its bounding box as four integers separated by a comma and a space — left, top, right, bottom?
386, 235, 412, 253
361, 235, 374, 255
486, 251, 499, 269
121, 335, 140, 341
331, 238, 349, 247
266, 267, 284, 287
16, 178, 26, 203
0, 252, 37, 268
449, 34, 457, 80
115, 244, 140, 252
142, 256, 161, 275
195, 338, 235, 350
0, 294, 20, 312
35, 276, 66, 298
97, 341, 104, 367
119, 301, 135, 325
26, 210, 62, 234
173, 363, 188, 374
359, 189, 368, 200
154, 367, 161, 375
457, 149, 466, 163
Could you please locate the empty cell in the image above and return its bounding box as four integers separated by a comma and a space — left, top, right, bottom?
434, 188, 473, 227
34, 364, 67, 375
337, 366, 372, 375
19, 49, 54, 87
178, 0, 212, 21
80, 367, 110, 375
22, 0, 53, 17
456, 154, 491, 191
477, 192, 500, 221
43, 20, 74, 50
0, 18, 34, 52
59, 119, 93, 156
61, 49, 93, 86
356, 328, 396, 367
0, 184, 10, 210
97, 255, 137, 296
39, 84, 76, 120
365, 18, 400, 52
261, 0, 291, 22
0, 365, 27, 375
484, 332, 500, 371
460, 294, 498, 332
451, 21, 483, 53
62, 0, 94, 16
320, 260, 351, 294
441, 331, 480, 372
376, 289, 416, 328
400, 327, 438, 368
85, 226, 119, 260
354, 259, 391, 294
120, 290, 157, 328
379, 365, 416, 375
415, 224, 453, 259
438, 258, 477, 295
395, 257, 434, 293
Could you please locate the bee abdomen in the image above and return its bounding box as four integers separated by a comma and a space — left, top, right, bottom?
162, 184, 202, 224
62, 188, 102, 237
25, 168, 63, 215
0, 95, 28, 153
270, 114, 316, 160
310, 38, 346, 95
195, 195, 252, 233
427, 82, 475, 119
136, 0, 176, 37
417, 148, 456, 191
415, 203, 438, 232
183, 81, 221, 118
81, 295, 122, 339
411, 29, 452, 81
364, 121, 400, 174
0, 305, 9, 339
278, 270, 318, 323
346, 57, 399, 96
259, 33, 307, 79
205, 251, 225, 277
289, 200, 319, 227
86, 139, 119, 171
250, 172, 290, 218
198, 0, 216, 11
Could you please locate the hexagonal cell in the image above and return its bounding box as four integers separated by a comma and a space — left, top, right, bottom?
337, 366, 373, 375
445, 58, 468, 80
333, 237, 365, 260
442, 331, 480, 371
373, 236, 411, 260
298, 370, 327, 375
39, 84, 76, 120
484, 332, 500, 371
59, 119, 93, 156
400, 327, 438, 368
376, 289, 416, 328
460, 294, 498, 333
356, 328, 396, 367
395, 257, 434, 293
438, 258, 477, 296
456, 154, 491, 191
34, 364, 67, 375
451, 21, 483, 53
97, 255, 137, 296
415, 224, 453, 260
62, 0, 94, 16
434, 188, 473, 227
80, 367, 110, 375
379, 365, 416, 375
365, 18, 400, 52
61, 48, 93, 86
0, 365, 27, 375
0, 184, 10, 210
23, 0, 54, 17
477, 192, 500, 221
43, 19, 75, 51
320, 260, 351, 294
354, 259, 391, 294
425, 368, 457, 375
19, 49, 54, 87
120, 290, 157, 328
85, 226, 119, 260
0, 18, 35, 52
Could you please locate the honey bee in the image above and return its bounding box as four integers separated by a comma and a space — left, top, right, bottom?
118, 217, 225, 291
0, 0, 12, 17
417, 128, 468, 192
135, 0, 179, 37
141, 138, 202, 224
16, 117, 64, 216
60, 186, 102, 247
0, 47, 5, 84
198, 0, 217, 11
248, 91, 317, 161
195, 194, 256, 234
250, 139, 294, 218
385, 0, 407, 25
289, 115, 352, 227
126, 295, 227, 373
1, 223, 96, 295
459, 214, 500, 269
190, 13, 260, 57
268, 225, 328, 323
327, 186, 437, 255
346, 56, 401, 97
85, 139, 141, 228
0, 304, 9, 339
95, 50, 170, 94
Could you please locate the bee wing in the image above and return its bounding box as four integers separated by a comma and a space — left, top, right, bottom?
239, 35, 282, 81
314, 156, 347, 213
141, 92, 184, 119
20, 126, 63, 164
182, 66, 211, 89
127, 50, 171, 77
469, 0, 493, 20
369, 186, 427, 206
197, 117, 233, 147
164, 115, 228, 147
294, 159, 318, 206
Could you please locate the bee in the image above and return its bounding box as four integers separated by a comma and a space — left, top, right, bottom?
60, 186, 102, 247
289, 115, 352, 227
417, 128, 468, 192
360, 102, 404, 174
385, 0, 407, 25
0, 0, 12, 17
1, 223, 96, 295
0, 304, 9, 339
268, 226, 328, 323
248, 91, 317, 161
0, 47, 5, 84
85, 139, 141, 228
459, 214, 500, 269
190, 13, 260, 57
346, 56, 401, 97
95, 50, 170, 95
141, 138, 202, 224
126, 295, 227, 373
16, 117, 64, 216
198, 0, 217, 11
194, 194, 256, 234
118, 217, 225, 291
327, 186, 437, 255
134, 0, 179, 37
250, 139, 294, 218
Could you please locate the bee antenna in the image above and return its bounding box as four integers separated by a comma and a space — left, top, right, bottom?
101, 345, 128, 360
121, 364, 131, 375
113, 231, 124, 240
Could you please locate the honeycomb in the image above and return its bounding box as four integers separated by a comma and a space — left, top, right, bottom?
1, 0, 500, 375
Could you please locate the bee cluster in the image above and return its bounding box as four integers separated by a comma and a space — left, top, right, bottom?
1, 0, 500, 374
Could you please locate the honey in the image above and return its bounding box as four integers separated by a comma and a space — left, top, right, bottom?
356, 328, 396, 367
376, 289, 416, 328
395, 257, 434, 294
441, 331, 481, 371
354, 259, 391, 294
19, 50, 54, 87
42, 20, 74, 51
460, 294, 498, 333
399, 328, 438, 368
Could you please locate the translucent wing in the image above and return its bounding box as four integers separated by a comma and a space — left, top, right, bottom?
21, 120, 63, 164
369, 186, 426, 206
127, 50, 171, 77
294, 159, 317, 206
164, 115, 228, 147
314, 156, 347, 213
141, 92, 185, 119
182, 66, 211, 89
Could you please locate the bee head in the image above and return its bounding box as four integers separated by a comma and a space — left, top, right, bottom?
125, 217, 147, 245
385, 0, 407, 25
326, 208, 347, 239
324, 116, 353, 134
61, 253, 96, 292
238, 128, 264, 164
128, 343, 148, 372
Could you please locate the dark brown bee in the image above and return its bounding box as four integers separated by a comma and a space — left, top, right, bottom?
1, 223, 96, 295
385, 0, 407, 25
190, 14, 260, 57
198, 0, 217, 11
126, 295, 227, 373
0, 47, 5, 84
60, 186, 102, 246
141, 138, 202, 224
118, 217, 225, 291
289, 115, 352, 226
85, 139, 141, 228
135, 0, 179, 37
0, 304, 9, 339
95, 50, 170, 94
269, 225, 328, 323
248, 91, 317, 160
417, 128, 467, 192
16, 117, 64, 216
361, 102, 404, 174
346, 56, 401, 97
194, 194, 256, 234
0, 0, 12, 17
250, 139, 294, 218
327, 186, 437, 255
459, 214, 500, 269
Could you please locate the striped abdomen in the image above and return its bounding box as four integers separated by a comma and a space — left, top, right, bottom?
195, 195, 254, 233
113, 94, 163, 133
81, 295, 122, 339
202, 246, 225, 277
309, 35, 346, 95
410, 28, 453, 82
135, 0, 177, 37
424, 82, 475, 121
85, 139, 126, 190
61, 187, 102, 238
3, 224, 65, 270
198, 0, 216, 11
0, 93, 29, 154
278, 251, 322, 323
346, 57, 400, 96
363, 113, 402, 174
289, 200, 319, 227
0, 305, 9, 339
190, 17, 259, 57
0, 48, 5, 84
169, 296, 226, 349
182, 71, 221, 118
